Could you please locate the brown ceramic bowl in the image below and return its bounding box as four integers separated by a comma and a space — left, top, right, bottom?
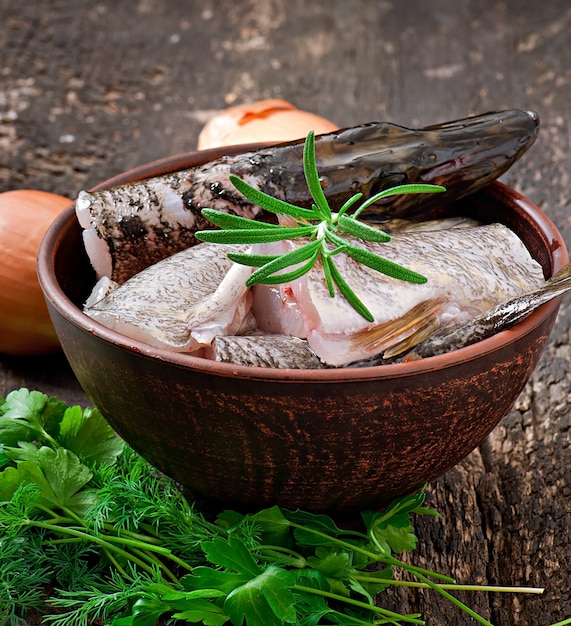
37, 147, 568, 517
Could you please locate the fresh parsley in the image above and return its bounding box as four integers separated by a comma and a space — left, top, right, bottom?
196, 131, 445, 322
0, 389, 546, 625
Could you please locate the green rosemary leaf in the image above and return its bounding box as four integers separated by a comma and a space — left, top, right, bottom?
342, 242, 428, 284
200, 209, 283, 231
336, 192, 364, 219
226, 252, 281, 268
337, 215, 391, 242
229, 175, 316, 221
322, 251, 335, 297
302, 131, 332, 221
353, 183, 446, 218
324, 229, 427, 284
196, 225, 315, 245
326, 257, 374, 322
248, 256, 318, 286
246, 241, 321, 285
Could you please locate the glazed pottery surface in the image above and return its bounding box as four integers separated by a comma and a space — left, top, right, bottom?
38, 147, 568, 515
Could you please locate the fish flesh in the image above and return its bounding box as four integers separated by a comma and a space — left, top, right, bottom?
83, 243, 253, 352
251, 223, 545, 366
403, 261, 571, 361
209, 258, 571, 369
382, 216, 482, 234
83, 222, 546, 367
76, 109, 539, 284
206, 253, 570, 370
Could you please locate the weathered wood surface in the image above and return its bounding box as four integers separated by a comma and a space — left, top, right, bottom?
1, 1, 570, 624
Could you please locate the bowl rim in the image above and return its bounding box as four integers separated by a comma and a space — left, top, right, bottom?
38, 149, 569, 383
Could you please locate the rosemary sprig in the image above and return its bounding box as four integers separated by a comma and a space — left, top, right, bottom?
196, 130, 445, 321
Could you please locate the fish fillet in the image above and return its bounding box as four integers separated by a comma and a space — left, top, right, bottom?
84, 243, 252, 352
252, 223, 545, 366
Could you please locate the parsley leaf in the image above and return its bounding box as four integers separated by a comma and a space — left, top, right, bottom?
202, 536, 262, 577
0, 389, 63, 447
224, 565, 297, 626
0, 447, 97, 516
59, 405, 124, 465
363, 489, 439, 555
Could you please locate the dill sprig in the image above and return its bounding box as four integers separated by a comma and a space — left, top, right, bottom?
0, 389, 547, 626
196, 130, 445, 321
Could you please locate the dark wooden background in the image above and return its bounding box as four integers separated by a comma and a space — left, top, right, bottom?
1, 1, 570, 624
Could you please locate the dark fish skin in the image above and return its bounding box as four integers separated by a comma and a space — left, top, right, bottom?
403, 262, 571, 361
76, 109, 539, 283
265, 109, 540, 218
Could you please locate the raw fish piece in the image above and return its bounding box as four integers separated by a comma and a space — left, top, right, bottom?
252, 223, 545, 366
205, 258, 571, 368
84, 243, 251, 352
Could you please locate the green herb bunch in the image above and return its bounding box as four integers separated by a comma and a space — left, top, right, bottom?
196, 131, 445, 322
0, 389, 545, 626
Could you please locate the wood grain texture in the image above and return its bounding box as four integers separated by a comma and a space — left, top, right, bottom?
1, 1, 569, 623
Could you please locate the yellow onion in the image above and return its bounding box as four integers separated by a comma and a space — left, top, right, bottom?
197, 99, 338, 149
0, 189, 71, 356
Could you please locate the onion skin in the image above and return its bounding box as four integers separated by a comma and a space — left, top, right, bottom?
0, 189, 71, 356
197, 99, 338, 149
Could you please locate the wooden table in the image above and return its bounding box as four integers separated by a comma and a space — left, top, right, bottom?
1, 1, 570, 624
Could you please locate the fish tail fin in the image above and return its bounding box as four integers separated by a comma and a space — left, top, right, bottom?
350, 297, 448, 359
514, 261, 571, 314
403, 262, 571, 362
486, 261, 571, 330
546, 261, 571, 289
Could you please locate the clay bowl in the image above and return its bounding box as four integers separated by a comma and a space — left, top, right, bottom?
37, 147, 568, 517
